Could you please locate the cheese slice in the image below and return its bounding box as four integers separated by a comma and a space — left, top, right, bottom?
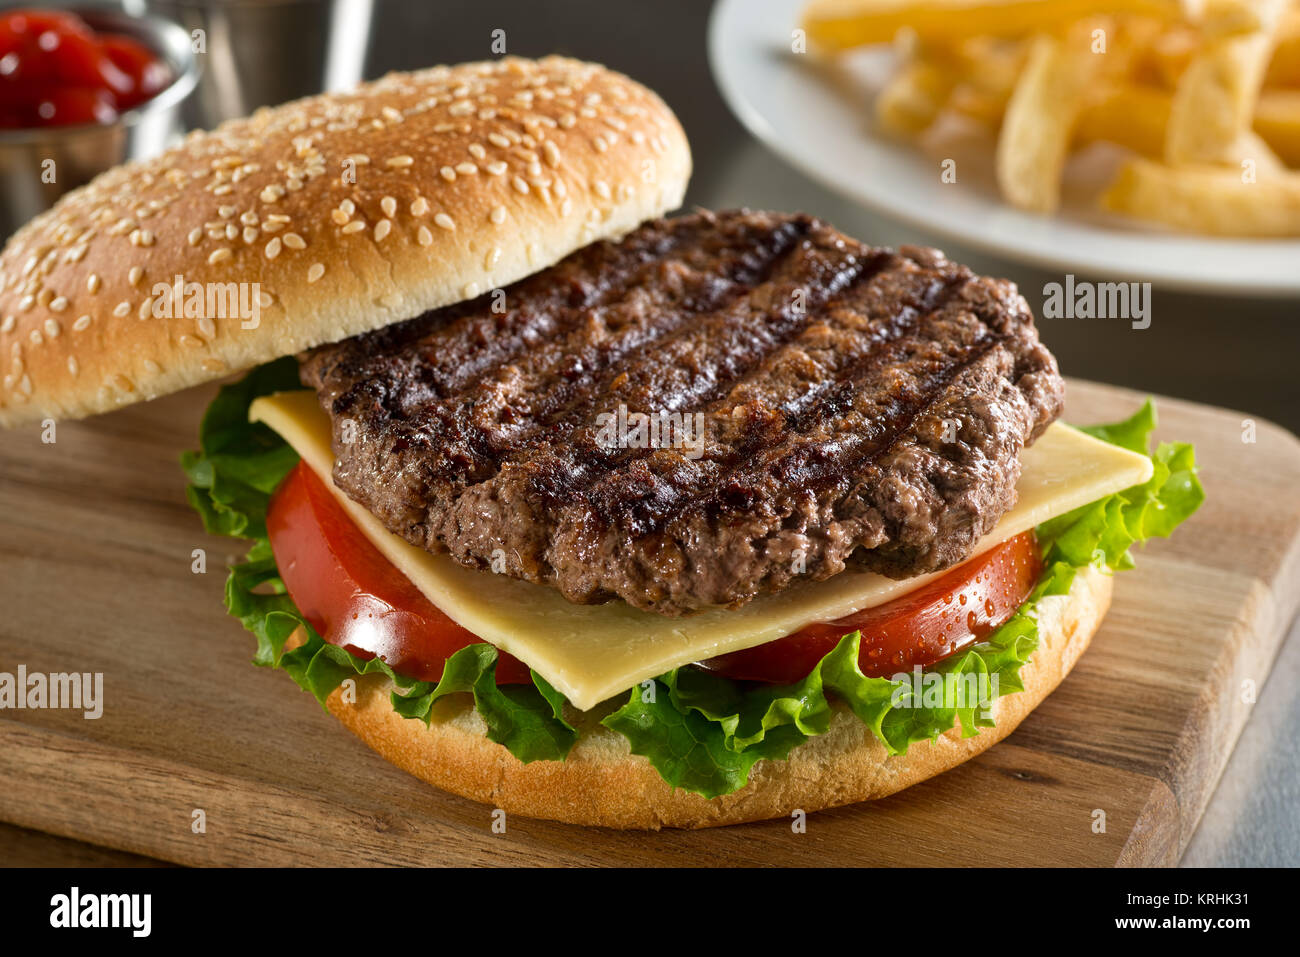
251, 392, 1153, 710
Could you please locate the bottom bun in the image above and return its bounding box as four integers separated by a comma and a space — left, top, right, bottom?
326, 566, 1112, 829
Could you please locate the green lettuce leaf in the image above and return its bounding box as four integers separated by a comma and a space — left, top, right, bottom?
183, 364, 1203, 798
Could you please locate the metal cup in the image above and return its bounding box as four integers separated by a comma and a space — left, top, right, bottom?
138, 0, 375, 130
0, 2, 200, 239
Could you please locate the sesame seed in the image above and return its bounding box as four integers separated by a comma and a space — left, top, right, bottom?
87, 274, 101, 294
49, 296, 68, 312
0, 316, 12, 333
410, 197, 429, 216
512, 176, 530, 194
112, 374, 134, 393
198, 316, 216, 339
462, 282, 480, 298
19, 374, 31, 394
488, 132, 511, 149
331, 209, 350, 226
44, 318, 60, 337
560, 197, 573, 216
18, 296, 33, 312
240, 211, 259, 226
386, 155, 414, 168
243, 226, 259, 244
283, 232, 306, 250
201, 358, 227, 373
208, 248, 233, 265
543, 141, 561, 167
67, 356, 78, 377
456, 162, 478, 175
218, 206, 236, 219
440, 166, 457, 182
593, 136, 608, 153
340, 199, 356, 216
138, 299, 154, 320
265, 238, 282, 259
417, 226, 433, 246
73, 315, 90, 332
143, 359, 161, 374
485, 246, 501, 269
468, 143, 487, 160
179, 335, 202, 349
486, 161, 507, 176
187, 229, 202, 246
490, 205, 507, 224
114, 301, 131, 318
341, 220, 365, 234
258, 292, 273, 309
381, 196, 397, 218
307, 263, 325, 283
594, 180, 611, 199
225, 224, 239, 241
374, 219, 392, 241
434, 213, 455, 230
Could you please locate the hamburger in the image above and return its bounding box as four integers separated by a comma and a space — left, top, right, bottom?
0, 57, 1203, 829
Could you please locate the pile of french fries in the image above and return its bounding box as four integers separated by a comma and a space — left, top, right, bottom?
801, 0, 1300, 237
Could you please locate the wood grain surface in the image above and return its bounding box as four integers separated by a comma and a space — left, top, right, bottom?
0, 378, 1296, 867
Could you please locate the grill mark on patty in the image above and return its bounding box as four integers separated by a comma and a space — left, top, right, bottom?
577, 265, 977, 535
507, 244, 897, 510
431, 215, 814, 469
324, 212, 804, 415
301, 210, 1065, 615
325, 214, 814, 488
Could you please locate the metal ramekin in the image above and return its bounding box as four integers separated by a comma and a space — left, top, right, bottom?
139, 0, 374, 131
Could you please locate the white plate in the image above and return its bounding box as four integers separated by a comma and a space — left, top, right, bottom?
708, 0, 1300, 296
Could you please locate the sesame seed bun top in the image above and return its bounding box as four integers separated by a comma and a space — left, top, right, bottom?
0, 56, 691, 427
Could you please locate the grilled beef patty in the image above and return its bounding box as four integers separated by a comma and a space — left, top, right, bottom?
301, 210, 1065, 616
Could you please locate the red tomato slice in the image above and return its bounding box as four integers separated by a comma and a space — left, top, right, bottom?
698, 531, 1044, 683
267, 462, 532, 685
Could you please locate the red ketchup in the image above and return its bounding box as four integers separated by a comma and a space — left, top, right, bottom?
0, 9, 171, 129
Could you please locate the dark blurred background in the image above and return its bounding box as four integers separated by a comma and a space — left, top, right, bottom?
364, 0, 1298, 431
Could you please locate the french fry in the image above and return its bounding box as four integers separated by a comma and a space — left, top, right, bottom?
1254, 88, 1300, 164
1133, 23, 1200, 87
800, 0, 1181, 52
1164, 0, 1288, 164
875, 50, 961, 135
1076, 82, 1173, 156
1264, 7, 1300, 86
996, 24, 1106, 212
942, 37, 1028, 127
1100, 156, 1300, 235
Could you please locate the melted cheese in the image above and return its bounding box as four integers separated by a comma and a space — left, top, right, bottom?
251, 392, 1153, 710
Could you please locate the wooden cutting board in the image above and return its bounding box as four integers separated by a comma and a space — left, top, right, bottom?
0, 378, 1296, 867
